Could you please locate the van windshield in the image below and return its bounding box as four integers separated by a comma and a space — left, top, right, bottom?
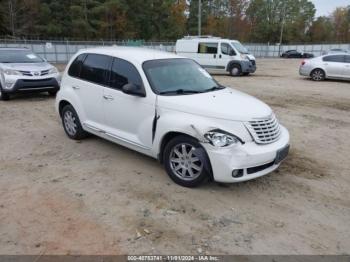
143, 58, 224, 95
231, 42, 249, 54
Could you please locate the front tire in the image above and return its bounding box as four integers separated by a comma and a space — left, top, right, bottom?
48, 90, 58, 96
311, 69, 325, 81
61, 105, 88, 140
163, 136, 210, 187
229, 64, 242, 77
0, 88, 10, 101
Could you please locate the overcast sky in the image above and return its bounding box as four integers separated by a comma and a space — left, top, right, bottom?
311, 0, 350, 17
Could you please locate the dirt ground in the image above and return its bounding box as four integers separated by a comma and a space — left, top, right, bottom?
0, 59, 349, 255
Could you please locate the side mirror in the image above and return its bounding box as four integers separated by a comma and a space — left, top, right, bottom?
122, 83, 146, 97
229, 50, 236, 56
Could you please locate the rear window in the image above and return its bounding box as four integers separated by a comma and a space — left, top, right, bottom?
80, 54, 112, 85
323, 55, 345, 63
68, 54, 86, 78
198, 43, 218, 54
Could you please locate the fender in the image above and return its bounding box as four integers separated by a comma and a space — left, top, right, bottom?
56, 87, 86, 123
226, 60, 244, 72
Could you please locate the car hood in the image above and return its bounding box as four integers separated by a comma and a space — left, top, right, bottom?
247, 54, 256, 60
0, 62, 53, 71
157, 88, 272, 122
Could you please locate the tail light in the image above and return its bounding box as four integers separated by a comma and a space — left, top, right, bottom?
301, 60, 306, 66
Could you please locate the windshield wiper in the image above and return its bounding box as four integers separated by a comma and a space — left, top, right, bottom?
203, 85, 226, 92
159, 89, 202, 95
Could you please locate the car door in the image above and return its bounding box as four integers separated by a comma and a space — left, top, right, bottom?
197, 42, 219, 71
323, 55, 345, 78
343, 55, 350, 79
219, 42, 237, 70
102, 57, 155, 151
69, 53, 112, 130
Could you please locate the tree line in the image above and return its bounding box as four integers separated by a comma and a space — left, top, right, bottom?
0, 0, 349, 43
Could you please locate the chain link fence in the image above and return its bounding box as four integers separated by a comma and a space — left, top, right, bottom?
1, 39, 349, 63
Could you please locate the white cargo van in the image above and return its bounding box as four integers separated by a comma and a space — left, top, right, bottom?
175, 36, 256, 76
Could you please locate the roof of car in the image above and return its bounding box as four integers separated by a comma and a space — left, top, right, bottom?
77, 46, 182, 64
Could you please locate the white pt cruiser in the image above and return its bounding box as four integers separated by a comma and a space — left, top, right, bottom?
56, 47, 290, 187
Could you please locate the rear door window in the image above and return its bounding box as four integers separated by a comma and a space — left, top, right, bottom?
109, 58, 143, 90
323, 55, 345, 63
198, 43, 218, 54
80, 54, 112, 85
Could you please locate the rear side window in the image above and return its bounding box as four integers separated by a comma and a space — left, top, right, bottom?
323, 55, 345, 63
80, 54, 111, 85
68, 54, 86, 78
109, 58, 143, 90
198, 43, 218, 54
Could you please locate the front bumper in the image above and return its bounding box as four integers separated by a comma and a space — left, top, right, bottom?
203, 125, 290, 183
242, 60, 256, 73
2, 74, 60, 94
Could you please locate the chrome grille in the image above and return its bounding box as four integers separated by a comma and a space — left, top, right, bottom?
19, 70, 49, 76
20, 70, 32, 76
245, 114, 281, 144
40, 70, 49, 76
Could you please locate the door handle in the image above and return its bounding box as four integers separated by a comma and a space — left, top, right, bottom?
72, 86, 80, 90
219, 54, 222, 58
213, 54, 216, 58
103, 95, 114, 101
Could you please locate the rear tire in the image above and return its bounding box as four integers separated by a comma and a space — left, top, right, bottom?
61, 105, 88, 140
0, 88, 10, 101
311, 68, 325, 81
163, 135, 210, 187
229, 64, 242, 77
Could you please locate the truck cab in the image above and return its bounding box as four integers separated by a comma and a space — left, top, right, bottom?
175, 36, 256, 76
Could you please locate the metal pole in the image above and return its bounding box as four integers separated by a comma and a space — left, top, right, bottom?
278, 1, 287, 56
198, 0, 202, 36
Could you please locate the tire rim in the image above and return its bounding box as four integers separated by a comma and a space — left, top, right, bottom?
313, 70, 324, 81
63, 111, 77, 136
231, 67, 239, 75
169, 143, 203, 181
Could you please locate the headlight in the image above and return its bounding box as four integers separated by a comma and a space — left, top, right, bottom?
3, 69, 21, 75
240, 54, 249, 61
204, 129, 243, 147
49, 67, 58, 74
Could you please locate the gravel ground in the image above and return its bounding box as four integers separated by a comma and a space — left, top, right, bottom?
0, 59, 349, 255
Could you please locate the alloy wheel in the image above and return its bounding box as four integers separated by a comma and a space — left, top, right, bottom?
169, 143, 203, 181
312, 70, 324, 81
63, 111, 78, 136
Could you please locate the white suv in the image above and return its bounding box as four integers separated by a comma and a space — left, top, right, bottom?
56, 47, 289, 187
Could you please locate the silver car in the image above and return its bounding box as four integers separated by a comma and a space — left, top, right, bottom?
0, 48, 61, 101
299, 54, 350, 81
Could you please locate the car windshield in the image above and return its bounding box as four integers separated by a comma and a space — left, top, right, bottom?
143, 58, 224, 95
0, 50, 44, 63
231, 42, 249, 54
